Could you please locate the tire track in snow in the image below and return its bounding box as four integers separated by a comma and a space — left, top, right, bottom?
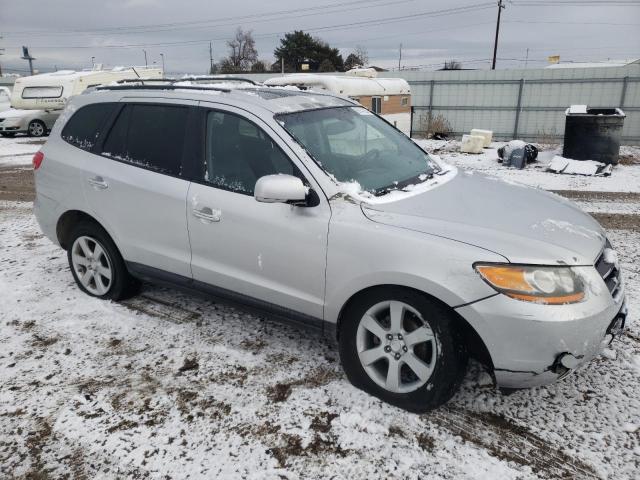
123, 294, 602, 479
430, 407, 601, 479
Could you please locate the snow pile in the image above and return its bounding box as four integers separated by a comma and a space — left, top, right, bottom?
547, 156, 613, 176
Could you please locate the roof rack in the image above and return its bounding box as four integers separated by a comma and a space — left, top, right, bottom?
94, 76, 259, 93
95, 83, 231, 93
179, 76, 259, 85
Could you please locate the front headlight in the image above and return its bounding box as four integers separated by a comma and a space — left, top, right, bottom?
474, 263, 585, 304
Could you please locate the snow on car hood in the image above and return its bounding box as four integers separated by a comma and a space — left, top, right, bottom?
362, 170, 606, 265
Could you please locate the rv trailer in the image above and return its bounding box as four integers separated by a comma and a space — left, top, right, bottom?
11, 66, 163, 110
264, 69, 412, 135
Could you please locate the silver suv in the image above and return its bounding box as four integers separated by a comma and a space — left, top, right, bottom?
33, 80, 627, 412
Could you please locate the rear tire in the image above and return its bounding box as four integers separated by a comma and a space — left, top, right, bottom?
28, 120, 46, 137
67, 222, 140, 300
339, 287, 467, 412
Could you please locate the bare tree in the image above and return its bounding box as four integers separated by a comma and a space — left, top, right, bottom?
443, 59, 462, 70
224, 27, 258, 72
354, 45, 369, 66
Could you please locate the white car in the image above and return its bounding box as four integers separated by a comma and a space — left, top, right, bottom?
0, 87, 11, 112
0, 108, 59, 137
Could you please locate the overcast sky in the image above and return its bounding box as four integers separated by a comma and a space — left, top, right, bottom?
1, 0, 638, 75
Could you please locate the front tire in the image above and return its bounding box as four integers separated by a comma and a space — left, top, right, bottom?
28, 120, 46, 137
67, 223, 139, 300
339, 287, 467, 412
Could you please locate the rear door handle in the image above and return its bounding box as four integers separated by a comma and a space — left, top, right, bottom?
193, 206, 221, 223
88, 176, 109, 190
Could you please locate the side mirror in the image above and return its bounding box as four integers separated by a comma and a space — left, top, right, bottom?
254, 174, 308, 205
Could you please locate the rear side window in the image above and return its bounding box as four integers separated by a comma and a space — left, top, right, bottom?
101, 104, 188, 176
62, 103, 117, 151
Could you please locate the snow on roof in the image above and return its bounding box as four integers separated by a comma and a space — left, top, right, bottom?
264, 74, 410, 96
546, 59, 639, 69
16, 66, 162, 81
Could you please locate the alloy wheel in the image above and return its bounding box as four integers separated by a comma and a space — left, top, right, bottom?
356, 300, 439, 393
29, 122, 44, 137
71, 236, 113, 295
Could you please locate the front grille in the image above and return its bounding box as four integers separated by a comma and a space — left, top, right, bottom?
595, 239, 622, 298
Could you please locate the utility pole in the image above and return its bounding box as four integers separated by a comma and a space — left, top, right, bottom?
398, 43, 402, 71
491, 0, 505, 70
160, 53, 165, 74
0, 36, 4, 76
209, 42, 214, 74
524, 48, 529, 69
281, 58, 284, 74
143, 49, 148, 67
21, 46, 35, 75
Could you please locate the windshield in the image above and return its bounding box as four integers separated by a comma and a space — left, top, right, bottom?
276, 106, 439, 194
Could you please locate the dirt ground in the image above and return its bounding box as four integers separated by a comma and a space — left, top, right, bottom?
0, 166, 34, 202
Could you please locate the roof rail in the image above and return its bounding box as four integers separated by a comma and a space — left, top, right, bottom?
115, 78, 177, 84
95, 84, 231, 93
179, 76, 259, 85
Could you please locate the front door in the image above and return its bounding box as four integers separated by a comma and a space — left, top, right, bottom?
186, 105, 330, 321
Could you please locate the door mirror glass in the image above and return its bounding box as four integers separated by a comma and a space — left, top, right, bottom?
254, 174, 307, 205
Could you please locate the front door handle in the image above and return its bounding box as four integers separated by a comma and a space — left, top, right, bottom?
193, 206, 221, 223
88, 176, 108, 190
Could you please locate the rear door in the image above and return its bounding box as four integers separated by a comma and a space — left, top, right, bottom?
75, 99, 195, 278
185, 104, 331, 321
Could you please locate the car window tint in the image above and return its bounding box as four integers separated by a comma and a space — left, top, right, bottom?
102, 104, 188, 176
61, 103, 117, 151
204, 110, 296, 195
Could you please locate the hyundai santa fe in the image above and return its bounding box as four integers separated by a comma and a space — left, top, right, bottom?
33, 81, 627, 412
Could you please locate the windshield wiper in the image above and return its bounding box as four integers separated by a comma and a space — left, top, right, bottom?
374, 172, 434, 196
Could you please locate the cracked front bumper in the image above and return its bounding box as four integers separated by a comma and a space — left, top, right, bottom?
455, 286, 627, 388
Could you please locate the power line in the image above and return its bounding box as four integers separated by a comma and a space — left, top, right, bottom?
2, 0, 421, 37
3, 3, 496, 50
512, 0, 640, 5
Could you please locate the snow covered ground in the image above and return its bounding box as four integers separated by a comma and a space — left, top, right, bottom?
414, 139, 640, 194
1, 136, 639, 479
0, 137, 45, 167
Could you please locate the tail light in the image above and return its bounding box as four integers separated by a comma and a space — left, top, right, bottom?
33, 151, 44, 170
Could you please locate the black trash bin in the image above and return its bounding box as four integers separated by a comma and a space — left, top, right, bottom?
563, 106, 625, 165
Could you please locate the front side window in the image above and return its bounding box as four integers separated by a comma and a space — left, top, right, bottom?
203, 110, 296, 195
62, 103, 117, 151
22, 86, 63, 99
277, 106, 439, 194
101, 104, 188, 176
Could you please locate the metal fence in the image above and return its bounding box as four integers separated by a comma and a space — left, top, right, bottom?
243, 64, 640, 145
406, 74, 639, 143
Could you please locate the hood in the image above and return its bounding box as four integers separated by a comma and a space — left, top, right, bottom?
362, 171, 605, 265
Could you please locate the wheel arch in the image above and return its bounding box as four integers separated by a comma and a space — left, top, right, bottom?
56, 210, 111, 250
334, 284, 495, 375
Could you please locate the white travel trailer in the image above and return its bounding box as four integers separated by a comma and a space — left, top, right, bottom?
264, 69, 412, 135
11, 66, 163, 110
